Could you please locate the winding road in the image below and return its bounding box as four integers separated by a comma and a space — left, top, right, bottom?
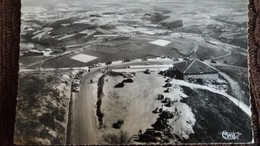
69, 68, 99, 144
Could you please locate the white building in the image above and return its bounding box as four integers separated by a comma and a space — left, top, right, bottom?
174, 59, 219, 81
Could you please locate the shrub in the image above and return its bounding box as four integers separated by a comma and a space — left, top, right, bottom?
52, 137, 62, 144
112, 120, 124, 129
39, 112, 55, 127
103, 130, 132, 144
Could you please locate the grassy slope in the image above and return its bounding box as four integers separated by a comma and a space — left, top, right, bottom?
14, 71, 74, 145
181, 86, 252, 143
216, 66, 250, 106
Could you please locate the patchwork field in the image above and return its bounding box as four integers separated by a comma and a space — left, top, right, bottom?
41, 36, 232, 69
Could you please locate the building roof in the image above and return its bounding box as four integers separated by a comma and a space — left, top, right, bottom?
174, 59, 218, 75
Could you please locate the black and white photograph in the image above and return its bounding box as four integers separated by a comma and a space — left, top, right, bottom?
14, 0, 253, 145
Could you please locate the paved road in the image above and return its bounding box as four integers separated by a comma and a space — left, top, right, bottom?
211, 63, 248, 70
70, 68, 99, 144
205, 40, 232, 60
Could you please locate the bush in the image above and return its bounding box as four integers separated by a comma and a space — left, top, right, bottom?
46, 76, 54, 83
52, 137, 62, 144
103, 130, 132, 144
114, 82, 125, 88
112, 120, 124, 129
39, 112, 55, 127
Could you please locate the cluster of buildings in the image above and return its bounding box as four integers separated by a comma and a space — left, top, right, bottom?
22, 48, 53, 56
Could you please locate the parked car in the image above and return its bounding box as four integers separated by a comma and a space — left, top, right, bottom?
114, 82, 125, 88
144, 69, 151, 74
73, 79, 81, 86
183, 57, 190, 61
123, 78, 134, 83
72, 86, 80, 92
139, 129, 163, 142
210, 60, 217, 63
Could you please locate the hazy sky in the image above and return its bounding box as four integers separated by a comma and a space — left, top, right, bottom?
22, 0, 247, 14
22, 0, 247, 7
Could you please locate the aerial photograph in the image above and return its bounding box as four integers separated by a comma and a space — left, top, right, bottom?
14, 0, 253, 145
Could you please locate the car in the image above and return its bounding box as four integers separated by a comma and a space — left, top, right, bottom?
75, 75, 81, 79
89, 65, 95, 68
78, 71, 84, 75
144, 129, 163, 137
210, 60, 217, 63
183, 57, 190, 61
161, 55, 166, 59
139, 129, 163, 142
144, 69, 151, 74
123, 73, 134, 78
124, 59, 131, 62
73, 79, 81, 85
72, 86, 80, 92
114, 82, 125, 88
94, 64, 101, 67
123, 78, 134, 83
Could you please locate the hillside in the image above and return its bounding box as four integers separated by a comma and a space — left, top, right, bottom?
14, 71, 76, 145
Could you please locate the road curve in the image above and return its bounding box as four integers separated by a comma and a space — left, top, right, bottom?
68, 59, 177, 144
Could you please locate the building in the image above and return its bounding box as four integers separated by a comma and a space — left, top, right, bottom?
23, 49, 43, 56
172, 59, 219, 81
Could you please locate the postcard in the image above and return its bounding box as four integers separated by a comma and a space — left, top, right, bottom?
14, 0, 252, 145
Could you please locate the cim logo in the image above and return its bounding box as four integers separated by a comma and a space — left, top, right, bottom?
221, 131, 242, 140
